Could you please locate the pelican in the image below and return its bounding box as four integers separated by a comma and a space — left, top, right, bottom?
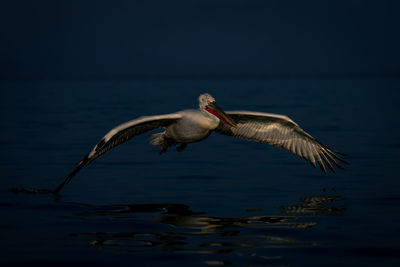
53, 93, 347, 193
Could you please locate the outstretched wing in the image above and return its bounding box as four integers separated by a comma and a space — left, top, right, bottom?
214, 111, 347, 173
54, 113, 182, 193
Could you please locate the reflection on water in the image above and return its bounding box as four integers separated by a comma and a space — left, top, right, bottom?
278, 195, 345, 214
69, 195, 344, 265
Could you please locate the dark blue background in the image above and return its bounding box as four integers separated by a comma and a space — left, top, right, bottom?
1, 0, 399, 79
1, 1, 400, 266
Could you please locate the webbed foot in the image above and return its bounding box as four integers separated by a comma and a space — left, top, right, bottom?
160, 147, 168, 155
176, 143, 187, 152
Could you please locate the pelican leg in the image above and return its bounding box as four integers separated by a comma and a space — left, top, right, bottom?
160, 146, 168, 155
156, 135, 175, 155
176, 143, 187, 152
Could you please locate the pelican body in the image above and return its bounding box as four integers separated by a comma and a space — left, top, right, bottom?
54, 93, 347, 193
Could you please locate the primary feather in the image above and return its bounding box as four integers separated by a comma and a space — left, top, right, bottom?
214, 111, 347, 173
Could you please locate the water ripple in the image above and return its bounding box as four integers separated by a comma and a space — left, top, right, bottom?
67, 194, 344, 264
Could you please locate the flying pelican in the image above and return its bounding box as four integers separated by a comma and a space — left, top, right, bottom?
53, 93, 347, 193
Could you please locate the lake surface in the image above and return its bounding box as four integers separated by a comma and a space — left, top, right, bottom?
1, 78, 400, 266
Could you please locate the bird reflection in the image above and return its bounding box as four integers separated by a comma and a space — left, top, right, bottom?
69, 194, 345, 264
278, 195, 345, 214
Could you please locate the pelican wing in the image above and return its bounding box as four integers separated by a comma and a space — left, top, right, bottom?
214, 111, 347, 173
54, 113, 182, 193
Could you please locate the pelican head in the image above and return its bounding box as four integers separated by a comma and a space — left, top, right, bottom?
198, 93, 237, 128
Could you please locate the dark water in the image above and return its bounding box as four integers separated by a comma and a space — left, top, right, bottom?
1, 79, 400, 266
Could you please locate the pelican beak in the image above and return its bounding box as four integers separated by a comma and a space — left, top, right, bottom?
205, 101, 238, 128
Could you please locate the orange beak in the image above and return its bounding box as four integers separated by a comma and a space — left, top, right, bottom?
205, 101, 237, 128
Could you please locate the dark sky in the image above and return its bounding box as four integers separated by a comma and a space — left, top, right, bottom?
1, 0, 399, 79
